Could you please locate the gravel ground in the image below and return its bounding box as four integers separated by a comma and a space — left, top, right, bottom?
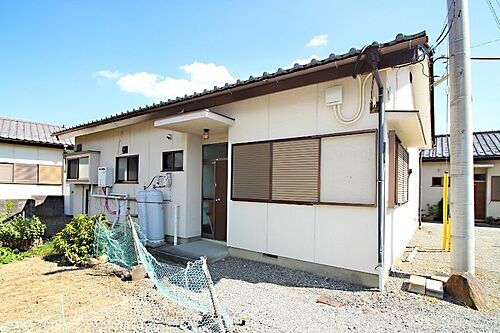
1, 222, 499, 332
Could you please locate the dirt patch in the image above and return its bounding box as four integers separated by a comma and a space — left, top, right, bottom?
0, 257, 145, 327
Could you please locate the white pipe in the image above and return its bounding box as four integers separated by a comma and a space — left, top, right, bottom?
91, 193, 128, 200
173, 203, 179, 246
333, 69, 390, 125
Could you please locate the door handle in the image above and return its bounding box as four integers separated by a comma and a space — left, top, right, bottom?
215, 198, 220, 202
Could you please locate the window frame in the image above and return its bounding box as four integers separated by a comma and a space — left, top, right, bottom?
0, 163, 14, 184
230, 129, 377, 207
115, 155, 139, 184
432, 176, 443, 187
492, 176, 500, 202
395, 140, 409, 205
161, 150, 184, 172
38, 165, 63, 185
13, 163, 39, 184
67, 158, 79, 180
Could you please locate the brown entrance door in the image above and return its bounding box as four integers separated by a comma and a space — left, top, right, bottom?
474, 181, 486, 220
214, 160, 228, 241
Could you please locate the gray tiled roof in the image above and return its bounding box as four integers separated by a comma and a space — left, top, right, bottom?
53, 31, 428, 137
421, 131, 500, 160
0, 117, 74, 147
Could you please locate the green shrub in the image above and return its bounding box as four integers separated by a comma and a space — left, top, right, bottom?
0, 215, 46, 250
0, 240, 56, 264
53, 214, 109, 265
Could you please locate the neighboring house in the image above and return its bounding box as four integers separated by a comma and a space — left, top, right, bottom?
0, 117, 73, 200
54, 32, 434, 287
421, 131, 500, 220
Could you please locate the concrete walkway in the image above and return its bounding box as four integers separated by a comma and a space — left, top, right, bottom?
151, 239, 229, 264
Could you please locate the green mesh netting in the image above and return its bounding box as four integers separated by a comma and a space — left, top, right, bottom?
94, 218, 232, 332
94, 219, 140, 268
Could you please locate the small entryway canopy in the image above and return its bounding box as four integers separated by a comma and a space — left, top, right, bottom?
154, 109, 235, 135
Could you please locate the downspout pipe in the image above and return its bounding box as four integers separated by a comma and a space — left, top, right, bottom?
365, 43, 386, 292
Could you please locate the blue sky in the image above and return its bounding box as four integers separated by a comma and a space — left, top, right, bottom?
0, 1, 498, 134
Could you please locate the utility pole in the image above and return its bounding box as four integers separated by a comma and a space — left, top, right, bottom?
448, 0, 475, 274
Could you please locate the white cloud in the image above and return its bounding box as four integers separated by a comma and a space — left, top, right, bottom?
92, 70, 123, 79
306, 34, 328, 47
96, 62, 236, 100
291, 54, 319, 66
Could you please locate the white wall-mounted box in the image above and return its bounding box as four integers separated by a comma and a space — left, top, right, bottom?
98, 167, 114, 187
325, 85, 343, 106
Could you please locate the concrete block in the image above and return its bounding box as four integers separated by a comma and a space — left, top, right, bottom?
131, 264, 147, 281
404, 246, 419, 262
407, 275, 426, 295
425, 278, 444, 299
431, 275, 449, 283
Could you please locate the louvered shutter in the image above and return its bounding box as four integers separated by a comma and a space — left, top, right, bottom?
396, 143, 409, 204
14, 164, 38, 184
271, 139, 319, 202
232, 142, 271, 200
39, 165, 62, 185
0, 164, 13, 183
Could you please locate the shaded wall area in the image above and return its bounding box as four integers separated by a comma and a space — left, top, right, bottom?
0, 196, 71, 237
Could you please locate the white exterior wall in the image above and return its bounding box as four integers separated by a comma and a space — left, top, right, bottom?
0, 142, 64, 199
73, 122, 202, 239
214, 67, 421, 275
385, 147, 420, 267
421, 159, 500, 218
421, 161, 450, 214
68, 64, 428, 278
486, 161, 500, 217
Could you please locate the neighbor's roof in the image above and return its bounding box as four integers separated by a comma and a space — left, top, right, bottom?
54, 31, 430, 137
0, 117, 74, 147
421, 131, 500, 161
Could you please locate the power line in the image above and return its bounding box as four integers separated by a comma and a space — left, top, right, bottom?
471, 37, 500, 48
431, 1, 456, 52
486, 0, 500, 31
433, 56, 500, 61
471, 56, 500, 60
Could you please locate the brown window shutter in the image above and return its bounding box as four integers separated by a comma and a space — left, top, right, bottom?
13, 164, 38, 184
271, 139, 319, 202
232, 142, 271, 200
492, 176, 500, 201
0, 163, 14, 183
396, 142, 409, 204
39, 165, 63, 185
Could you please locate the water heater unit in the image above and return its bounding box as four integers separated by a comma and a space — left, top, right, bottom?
98, 167, 114, 187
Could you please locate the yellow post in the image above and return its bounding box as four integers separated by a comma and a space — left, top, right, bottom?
442, 172, 450, 251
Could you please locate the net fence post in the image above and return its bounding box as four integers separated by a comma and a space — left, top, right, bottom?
127, 215, 142, 265
200, 256, 229, 332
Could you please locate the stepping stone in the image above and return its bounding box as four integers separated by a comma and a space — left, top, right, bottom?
431, 275, 449, 283
407, 275, 426, 295
404, 246, 419, 262
425, 278, 444, 299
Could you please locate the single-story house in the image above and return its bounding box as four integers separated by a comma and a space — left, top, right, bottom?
0, 117, 73, 202
54, 31, 434, 287
421, 131, 500, 220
